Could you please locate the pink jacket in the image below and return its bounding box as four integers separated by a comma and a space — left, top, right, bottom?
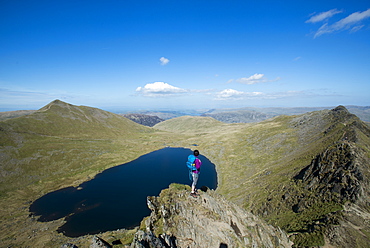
193, 157, 202, 174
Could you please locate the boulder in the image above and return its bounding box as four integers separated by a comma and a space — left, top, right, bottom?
90, 236, 112, 248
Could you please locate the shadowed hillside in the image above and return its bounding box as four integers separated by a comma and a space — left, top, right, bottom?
121, 113, 164, 127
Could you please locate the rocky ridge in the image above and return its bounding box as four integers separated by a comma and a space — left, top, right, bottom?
252, 106, 370, 247
1, 101, 370, 247
131, 184, 292, 248
121, 113, 164, 127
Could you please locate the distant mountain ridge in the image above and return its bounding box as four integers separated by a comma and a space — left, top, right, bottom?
2, 103, 370, 123
202, 106, 370, 123
0, 110, 36, 121
121, 113, 164, 127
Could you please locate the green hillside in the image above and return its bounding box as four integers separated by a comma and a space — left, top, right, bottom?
143, 105, 370, 246
1, 101, 369, 247
3, 99, 150, 138
153, 115, 225, 133
196, 106, 370, 246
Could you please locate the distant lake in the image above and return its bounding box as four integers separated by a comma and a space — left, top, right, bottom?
29, 147, 217, 237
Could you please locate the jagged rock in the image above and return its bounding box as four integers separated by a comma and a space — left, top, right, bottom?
122, 114, 164, 127
291, 112, 370, 247
130, 230, 176, 248
295, 141, 368, 204
61, 244, 78, 248
134, 184, 292, 248
90, 236, 112, 248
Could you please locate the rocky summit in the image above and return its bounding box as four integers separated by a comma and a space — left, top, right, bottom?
130, 183, 292, 248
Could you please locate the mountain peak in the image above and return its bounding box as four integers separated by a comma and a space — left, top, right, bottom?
38, 99, 72, 111
331, 105, 349, 113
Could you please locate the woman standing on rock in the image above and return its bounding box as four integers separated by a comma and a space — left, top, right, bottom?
187, 150, 202, 197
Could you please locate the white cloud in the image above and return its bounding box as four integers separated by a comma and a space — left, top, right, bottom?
236, 73, 265, 84
136, 82, 187, 97
216, 89, 244, 99
213, 89, 327, 101
350, 25, 365, 33
233, 73, 280, 85
159, 57, 170, 65
308, 8, 370, 38
305, 9, 342, 23
214, 89, 263, 100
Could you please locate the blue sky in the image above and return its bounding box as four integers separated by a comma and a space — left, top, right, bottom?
1, 0, 369, 111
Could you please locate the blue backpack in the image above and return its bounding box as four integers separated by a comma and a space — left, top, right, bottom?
186, 155, 197, 171
187, 155, 199, 181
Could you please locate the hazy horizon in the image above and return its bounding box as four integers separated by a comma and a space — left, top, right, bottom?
1, 98, 369, 114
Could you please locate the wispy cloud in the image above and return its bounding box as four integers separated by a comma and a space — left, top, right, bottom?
214, 89, 263, 100
305, 9, 342, 23
136, 82, 187, 97
236, 73, 265, 84
350, 25, 365, 33
231, 73, 280, 85
0, 87, 75, 108
159, 57, 170, 65
213, 89, 330, 101
307, 8, 370, 38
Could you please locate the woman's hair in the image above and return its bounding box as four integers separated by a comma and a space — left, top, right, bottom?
193, 150, 199, 156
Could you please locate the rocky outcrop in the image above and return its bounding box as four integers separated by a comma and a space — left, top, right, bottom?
293, 140, 370, 247
61, 243, 78, 248
122, 114, 164, 127
131, 184, 292, 248
293, 107, 370, 208
90, 236, 112, 248
288, 107, 370, 247
295, 141, 367, 204
130, 230, 176, 248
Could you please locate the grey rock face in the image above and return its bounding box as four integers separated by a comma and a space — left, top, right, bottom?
61, 244, 78, 248
133, 184, 292, 248
90, 236, 112, 248
130, 230, 176, 248
122, 114, 164, 127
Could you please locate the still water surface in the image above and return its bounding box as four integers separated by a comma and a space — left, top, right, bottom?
29, 147, 217, 237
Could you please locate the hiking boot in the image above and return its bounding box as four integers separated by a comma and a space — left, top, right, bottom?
190, 192, 197, 198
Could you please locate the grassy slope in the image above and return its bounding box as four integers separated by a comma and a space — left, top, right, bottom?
0, 100, 184, 247
153, 115, 225, 133
1, 102, 369, 247
161, 107, 370, 246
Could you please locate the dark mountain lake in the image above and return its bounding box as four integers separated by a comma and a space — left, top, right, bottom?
29, 147, 217, 237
